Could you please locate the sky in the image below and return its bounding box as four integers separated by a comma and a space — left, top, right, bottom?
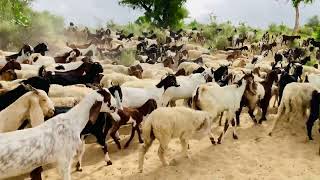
32, 0, 320, 28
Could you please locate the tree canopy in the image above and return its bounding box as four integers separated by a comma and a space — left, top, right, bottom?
0, 0, 33, 26
291, 0, 314, 7
119, 0, 188, 28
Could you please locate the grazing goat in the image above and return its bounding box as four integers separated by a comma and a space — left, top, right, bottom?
138, 107, 214, 173
0, 89, 116, 180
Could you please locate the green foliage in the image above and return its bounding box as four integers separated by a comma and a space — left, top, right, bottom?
119, 49, 136, 66
291, 0, 314, 7
0, 10, 64, 50
119, 0, 188, 28
0, 0, 33, 26
306, 15, 320, 30
315, 27, 320, 41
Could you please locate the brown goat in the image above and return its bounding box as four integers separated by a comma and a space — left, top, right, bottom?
109, 99, 157, 149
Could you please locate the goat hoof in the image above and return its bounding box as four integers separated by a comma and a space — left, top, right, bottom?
233, 134, 238, 140
268, 132, 272, 136
106, 161, 113, 166
210, 137, 216, 145
75, 162, 82, 172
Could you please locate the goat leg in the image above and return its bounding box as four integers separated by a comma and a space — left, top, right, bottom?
236, 106, 243, 126
110, 124, 122, 149
30, 166, 43, 180
124, 125, 136, 148
248, 108, 257, 124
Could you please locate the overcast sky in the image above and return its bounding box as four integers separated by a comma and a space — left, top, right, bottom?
32, 0, 320, 28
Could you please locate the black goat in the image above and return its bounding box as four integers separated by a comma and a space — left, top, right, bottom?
0, 76, 50, 111
278, 64, 303, 105
306, 90, 320, 140
34, 43, 49, 56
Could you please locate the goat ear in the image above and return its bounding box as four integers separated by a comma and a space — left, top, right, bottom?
89, 101, 102, 124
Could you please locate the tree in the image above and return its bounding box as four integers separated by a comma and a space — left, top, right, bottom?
119, 0, 188, 28
291, 0, 314, 34
0, 0, 33, 26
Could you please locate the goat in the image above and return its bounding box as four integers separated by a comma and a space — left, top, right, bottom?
192, 73, 254, 143
282, 35, 301, 46
107, 99, 157, 150
0, 85, 55, 132
0, 89, 116, 179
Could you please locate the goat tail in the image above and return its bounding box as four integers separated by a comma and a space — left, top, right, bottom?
38, 65, 46, 77
192, 86, 202, 110
142, 118, 155, 145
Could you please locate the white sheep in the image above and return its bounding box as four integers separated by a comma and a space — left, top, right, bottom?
121, 79, 158, 88
0, 88, 55, 132
177, 62, 200, 75
138, 107, 214, 173
28, 53, 56, 67
307, 74, 320, 89
102, 64, 129, 75
269, 82, 318, 135
0, 89, 116, 180
49, 84, 93, 98
100, 72, 138, 87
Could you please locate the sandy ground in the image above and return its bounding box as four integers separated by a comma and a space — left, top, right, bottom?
7, 103, 320, 180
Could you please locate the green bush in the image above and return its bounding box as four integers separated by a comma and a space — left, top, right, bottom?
0, 10, 64, 50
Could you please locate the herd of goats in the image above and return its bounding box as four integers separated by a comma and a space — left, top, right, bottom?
0, 25, 320, 179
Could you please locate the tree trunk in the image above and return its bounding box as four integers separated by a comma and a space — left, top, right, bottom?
293, 5, 300, 34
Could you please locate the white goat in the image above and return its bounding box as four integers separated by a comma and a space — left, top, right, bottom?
0, 89, 116, 180
192, 74, 251, 143
162, 73, 208, 106
138, 107, 214, 172
121, 75, 179, 108
0, 88, 55, 132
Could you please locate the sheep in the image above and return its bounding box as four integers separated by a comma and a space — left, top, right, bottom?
121, 74, 180, 108
192, 73, 253, 143
100, 72, 139, 87
102, 64, 129, 75
138, 107, 214, 173
177, 62, 200, 75
28, 53, 56, 67
188, 49, 205, 59
49, 84, 93, 98
0, 86, 55, 132
51, 97, 81, 107
306, 74, 320, 89
0, 89, 116, 180
122, 79, 158, 88
269, 83, 318, 136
